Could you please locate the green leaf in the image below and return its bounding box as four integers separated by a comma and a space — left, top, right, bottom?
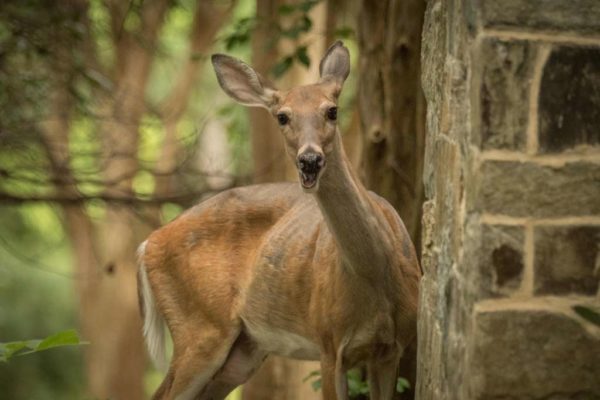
396, 377, 411, 393
0, 342, 29, 362
347, 368, 370, 397
303, 369, 322, 392
299, 0, 320, 13
272, 56, 294, 78
296, 46, 310, 67
573, 305, 600, 327
346, 368, 361, 381
302, 369, 321, 383
34, 329, 83, 351
0, 330, 87, 362
0, 21, 11, 43
300, 15, 313, 32
278, 4, 296, 15
335, 26, 355, 39
223, 17, 255, 51
311, 377, 322, 392
281, 26, 303, 39
189, 52, 205, 61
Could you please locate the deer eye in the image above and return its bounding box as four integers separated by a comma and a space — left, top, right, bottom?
326, 107, 337, 121
277, 113, 289, 126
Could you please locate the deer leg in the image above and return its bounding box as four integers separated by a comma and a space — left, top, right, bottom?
334, 341, 348, 400
320, 343, 348, 400
367, 348, 402, 400
151, 368, 175, 400
320, 355, 337, 400
152, 322, 241, 400
196, 331, 267, 400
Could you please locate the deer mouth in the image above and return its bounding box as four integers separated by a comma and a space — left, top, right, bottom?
300, 171, 318, 189
296, 151, 325, 191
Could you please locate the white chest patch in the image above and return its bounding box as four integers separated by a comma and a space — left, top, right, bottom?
244, 319, 320, 361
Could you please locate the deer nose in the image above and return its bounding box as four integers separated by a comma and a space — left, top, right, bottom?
297, 152, 325, 174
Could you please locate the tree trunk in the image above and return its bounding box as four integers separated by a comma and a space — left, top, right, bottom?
248, 0, 289, 183
357, 1, 426, 399
36, 1, 149, 396
83, 1, 169, 398
357, 0, 426, 252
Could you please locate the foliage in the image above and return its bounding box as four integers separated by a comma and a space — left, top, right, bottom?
303, 369, 322, 391
303, 369, 411, 398
272, 45, 311, 78
271, 0, 318, 77
396, 376, 411, 393
334, 26, 355, 40
222, 0, 329, 78
573, 305, 600, 327
223, 17, 256, 51
347, 369, 370, 397
0, 205, 85, 399
0, 0, 91, 201
0, 330, 86, 363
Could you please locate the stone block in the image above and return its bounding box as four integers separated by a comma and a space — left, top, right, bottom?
470, 299, 600, 399
422, 0, 448, 200
478, 0, 600, 34
476, 38, 537, 150
479, 224, 525, 297
418, 273, 472, 400
535, 225, 600, 296
539, 46, 600, 153
431, 136, 457, 212
416, 277, 442, 400
421, 200, 436, 278
421, 0, 447, 101
441, 274, 470, 392
478, 161, 600, 217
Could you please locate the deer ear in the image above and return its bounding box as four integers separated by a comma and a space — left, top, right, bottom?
211, 54, 278, 109
319, 41, 350, 87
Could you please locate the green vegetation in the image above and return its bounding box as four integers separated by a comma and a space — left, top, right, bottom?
573, 305, 600, 327
1, 330, 86, 362
0, 205, 85, 399
304, 368, 411, 398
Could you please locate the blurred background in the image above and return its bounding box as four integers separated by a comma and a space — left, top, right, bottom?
0, 0, 425, 399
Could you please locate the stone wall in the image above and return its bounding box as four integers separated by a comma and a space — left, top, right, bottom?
418, 1, 600, 399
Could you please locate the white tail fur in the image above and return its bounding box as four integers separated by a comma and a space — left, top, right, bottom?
138, 241, 168, 372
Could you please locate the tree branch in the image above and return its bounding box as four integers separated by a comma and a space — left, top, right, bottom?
0, 188, 230, 206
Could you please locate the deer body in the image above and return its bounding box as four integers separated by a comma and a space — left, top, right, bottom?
139, 42, 420, 400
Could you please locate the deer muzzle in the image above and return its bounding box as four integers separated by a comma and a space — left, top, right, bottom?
297, 150, 325, 190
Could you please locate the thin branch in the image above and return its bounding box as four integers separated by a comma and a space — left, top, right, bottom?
0, 186, 233, 206
0, 231, 78, 280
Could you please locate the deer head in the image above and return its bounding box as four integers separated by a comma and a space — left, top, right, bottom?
211, 41, 350, 192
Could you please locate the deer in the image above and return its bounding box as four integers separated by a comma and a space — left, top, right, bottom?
137, 41, 421, 400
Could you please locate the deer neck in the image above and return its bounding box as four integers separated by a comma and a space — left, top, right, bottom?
315, 131, 395, 280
